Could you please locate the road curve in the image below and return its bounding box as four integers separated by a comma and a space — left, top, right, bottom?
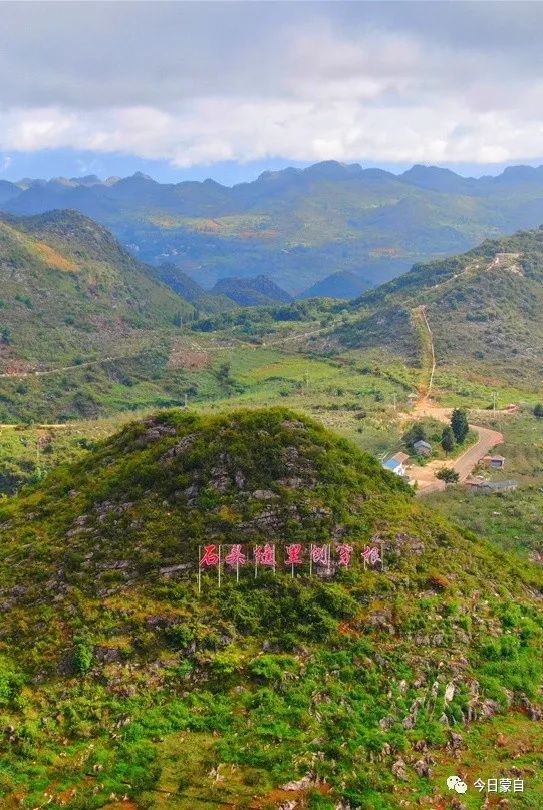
408, 405, 504, 495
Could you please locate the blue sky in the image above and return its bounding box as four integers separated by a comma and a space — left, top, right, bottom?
2, 2, 543, 185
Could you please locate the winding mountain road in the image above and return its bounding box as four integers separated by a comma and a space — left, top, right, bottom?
406, 308, 504, 494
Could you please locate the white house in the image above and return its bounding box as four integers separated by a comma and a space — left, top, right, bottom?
382, 451, 410, 477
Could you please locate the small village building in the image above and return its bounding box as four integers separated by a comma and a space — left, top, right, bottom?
466, 477, 518, 493
466, 475, 488, 488
483, 455, 506, 469
382, 451, 410, 477
413, 439, 432, 456
480, 480, 518, 493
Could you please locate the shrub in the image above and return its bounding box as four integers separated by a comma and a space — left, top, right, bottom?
436, 467, 459, 483
73, 638, 93, 674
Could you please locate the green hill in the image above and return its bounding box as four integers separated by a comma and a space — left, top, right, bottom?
0, 210, 194, 370
0, 407, 541, 808
333, 225, 543, 384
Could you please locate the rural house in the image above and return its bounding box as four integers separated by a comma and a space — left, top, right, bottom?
483, 454, 506, 469
480, 480, 518, 493
382, 451, 410, 477
413, 439, 432, 456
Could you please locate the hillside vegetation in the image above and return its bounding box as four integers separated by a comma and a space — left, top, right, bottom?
332, 225, 543, 385
0, 407, 541, 808
0, 210, 193, 370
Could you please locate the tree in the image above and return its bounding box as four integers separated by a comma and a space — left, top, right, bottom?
172, 311, 183, 327
451, 408, 469, 443
404, 421, 427, 447
437, 467, 459, 483
441, 426, 456, 454
534, 403, 543, 418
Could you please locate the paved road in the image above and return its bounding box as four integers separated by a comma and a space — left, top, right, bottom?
408, 405, 504, 495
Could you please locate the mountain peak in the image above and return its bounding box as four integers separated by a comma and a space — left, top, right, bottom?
400, 164, 468, 192
212, 274, 292, 306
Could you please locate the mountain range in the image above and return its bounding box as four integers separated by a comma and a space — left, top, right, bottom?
298, 269, 372, 299
7, 161, 543, 293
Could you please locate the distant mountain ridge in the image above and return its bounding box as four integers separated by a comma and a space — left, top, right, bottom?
298, 270, 372, 300
151, 263, 236, 313
211, 274, 292, 306
7, 161, 543, 293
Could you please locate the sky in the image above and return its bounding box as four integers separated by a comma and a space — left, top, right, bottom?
2, 1, 543, 185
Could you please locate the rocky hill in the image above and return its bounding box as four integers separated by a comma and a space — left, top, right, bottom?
8, 161, 543, 292
0, 407, 540, 808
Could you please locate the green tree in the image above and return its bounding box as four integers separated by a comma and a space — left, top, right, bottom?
451, 408, 469, 443
441, 426, 456, 454
534, 403, 543, 418
437, 467, 459, 483
404, 421, 427, 447
172, 311, 183, 327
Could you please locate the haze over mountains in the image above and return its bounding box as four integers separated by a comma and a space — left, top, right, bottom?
6, 161, 543, 294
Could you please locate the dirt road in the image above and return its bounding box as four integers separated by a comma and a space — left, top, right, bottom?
408, 405, 504, 494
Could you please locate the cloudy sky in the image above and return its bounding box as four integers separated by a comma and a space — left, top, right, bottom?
2, 1, 543, 184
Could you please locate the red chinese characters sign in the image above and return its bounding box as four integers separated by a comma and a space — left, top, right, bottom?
197, 541, 384, 590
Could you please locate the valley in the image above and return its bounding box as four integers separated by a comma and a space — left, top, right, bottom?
7, 161, 543, 295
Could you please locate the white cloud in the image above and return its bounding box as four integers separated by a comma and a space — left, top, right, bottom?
1, 3, 543, 167
0, 156, 12, 174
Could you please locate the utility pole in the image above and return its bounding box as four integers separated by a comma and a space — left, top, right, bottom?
492, 391, 497, 412
184, 392, 188, 408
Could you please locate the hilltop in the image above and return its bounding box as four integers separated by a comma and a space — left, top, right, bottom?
0, 211, 213, 422
0, 407, 541, 808
299, 269, 372, 299
8, 162, 543, 292
330, 225, 543, 385
211, 273, 292, 306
